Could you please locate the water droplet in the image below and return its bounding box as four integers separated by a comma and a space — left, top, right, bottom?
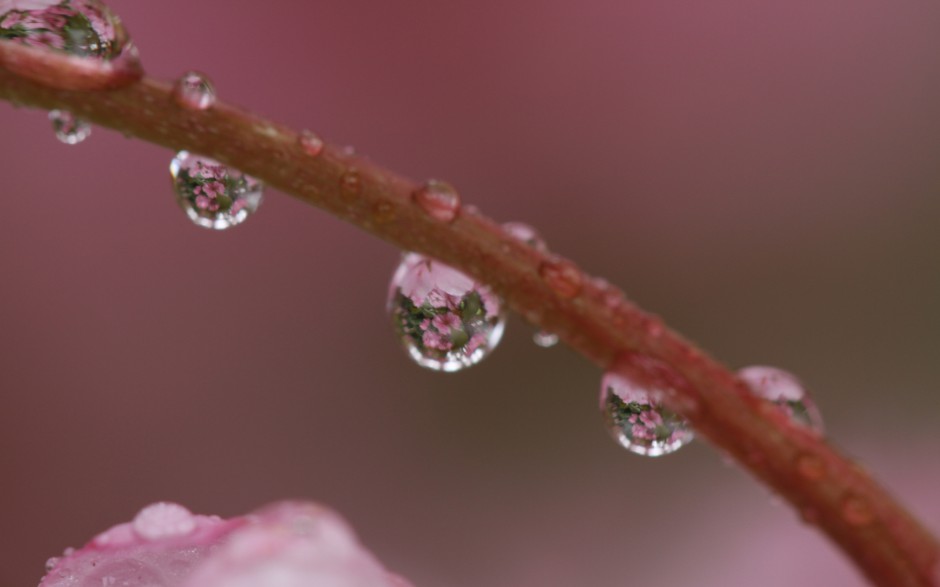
599, 370, 694, 457
795, 453, 826, 481
132, 502, 197, 541
340, 168, 362, 196
539, 257, 582, 299
169, 151, 264, 230
503, 222, 547, 251
413, 179, 460, 223
0, 0, 132, 59
172, 71, 215, 110
0, 1, 141, 91
737, 366, 824, 432
299, 130, 324, 157
532, 330, 559, 348
45, 557, 59, 572
49, 110, 91, 144
841, 494, 875, 527
388, 253, 506, 372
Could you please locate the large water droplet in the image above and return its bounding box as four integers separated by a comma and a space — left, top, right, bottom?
503, 221, 547, 251
0, 0, 131, 59
738, 366, 824, 432
170, 151, 263, 230
49, 109, 90, 144
413, 179, 460, 223
600, 370, 694, 457
172, 71, 215, 110
532, 330, 559, 348
539, 257, 582, 299
388, 253, 506, 372
132, 502, 197, 541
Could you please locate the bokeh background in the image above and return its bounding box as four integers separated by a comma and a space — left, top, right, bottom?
2, 1, 939, 585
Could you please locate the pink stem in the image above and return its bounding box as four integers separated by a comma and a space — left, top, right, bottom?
0, 43, 936, 587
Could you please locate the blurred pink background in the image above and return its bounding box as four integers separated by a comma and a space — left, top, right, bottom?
2, 1, 939, 585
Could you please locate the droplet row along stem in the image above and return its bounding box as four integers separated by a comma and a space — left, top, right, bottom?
0, 55, 936, 587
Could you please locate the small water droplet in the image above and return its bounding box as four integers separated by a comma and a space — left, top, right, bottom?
49, 110, 91, 144
502, 222, 547, 251
413, 179, 460, 223
642, 316, 664, 338
340, 168, 362, 196
169, 151, 264, 230
133, 502, 197, 541
795, 453, 826, 481
539, 258, 582, 299
172, 71, 215, 110
738, 366, 824, 432
599, 370, 694, 457
44, 557, 59, 573
388, 253, 506, 372
299, 130, 324, 157
841, 494, 875, 527
532, 330, 559, 348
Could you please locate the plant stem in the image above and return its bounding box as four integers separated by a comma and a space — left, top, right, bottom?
1, 44, 936, 587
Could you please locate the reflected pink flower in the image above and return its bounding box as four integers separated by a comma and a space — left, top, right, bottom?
0, 0, 59, 11
464, 332, 487, 354
432, 313, 461, 335
399, 256, 475, 307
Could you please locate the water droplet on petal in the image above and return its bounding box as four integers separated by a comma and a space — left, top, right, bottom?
45, 557, 59, 572
413, 179, 460, 223
738, 366, 824, 432
172, 71, 215, 110
298, 130, 324, 157
841, 494, 875, 527
503, 222, 547, 251
539, 257, 582, 299
49, 110, 91, 144
600, 370, 694, 457
532, 330, 559, 348
170, 151, 264, 230
132, 502, 197, 541
388, 253, 506, 372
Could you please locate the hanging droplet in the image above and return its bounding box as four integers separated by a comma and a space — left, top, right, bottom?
169, 151, 263, 230
532, 330, 559, 348
172, 71, 215, 110
539, 257, 582, 299
299, 130, 324, 157
738, 366, 824, 432
503, 222, 548, 252
388, 253, 506, 372
599, 370, 694, 457
45, 557, 59, 573
413, 179, 460, 223
49, 110, 91, 144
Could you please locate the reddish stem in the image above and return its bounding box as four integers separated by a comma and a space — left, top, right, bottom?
0, 44, 936, 587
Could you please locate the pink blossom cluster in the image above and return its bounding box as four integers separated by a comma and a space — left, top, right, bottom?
626, 406, 664, 442
41, 501, 414, 587
181, 158, 250, 214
